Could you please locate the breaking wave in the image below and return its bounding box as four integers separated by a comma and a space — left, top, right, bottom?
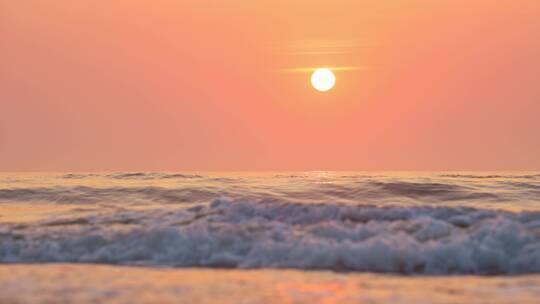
2, 198, 540, 275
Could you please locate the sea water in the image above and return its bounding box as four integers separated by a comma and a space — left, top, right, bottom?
1, 172, 540, 303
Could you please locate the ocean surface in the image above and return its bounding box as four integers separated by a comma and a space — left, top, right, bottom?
1, 172, 540, 303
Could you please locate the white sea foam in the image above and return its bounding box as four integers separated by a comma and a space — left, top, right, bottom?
2, 197, 540, 274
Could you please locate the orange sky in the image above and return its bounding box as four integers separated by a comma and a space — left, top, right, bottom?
1, 0, 539, 171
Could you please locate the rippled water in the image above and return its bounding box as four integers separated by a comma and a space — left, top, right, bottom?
1, 172, 540, 275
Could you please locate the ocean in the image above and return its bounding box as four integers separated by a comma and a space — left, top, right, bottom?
1, 172, 540, 303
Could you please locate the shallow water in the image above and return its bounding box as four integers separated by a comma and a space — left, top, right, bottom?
1, 264, 540, 304
1, 172, 540, 302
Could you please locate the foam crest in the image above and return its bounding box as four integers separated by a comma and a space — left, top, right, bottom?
2, 199, 540, 274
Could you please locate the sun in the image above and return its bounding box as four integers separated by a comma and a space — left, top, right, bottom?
311, 68, 335, 92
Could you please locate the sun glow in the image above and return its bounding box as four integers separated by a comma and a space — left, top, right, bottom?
311, 68, 335, 92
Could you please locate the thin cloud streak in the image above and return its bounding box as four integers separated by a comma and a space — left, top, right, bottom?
280, 66, 370, 73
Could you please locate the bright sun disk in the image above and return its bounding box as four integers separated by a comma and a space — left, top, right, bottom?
311, 68, 335, 92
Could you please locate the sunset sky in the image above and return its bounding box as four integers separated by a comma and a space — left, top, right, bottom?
1, 0, 539, 171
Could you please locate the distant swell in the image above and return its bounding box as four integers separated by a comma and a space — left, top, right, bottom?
2, 199, 540, 275
62, 173, 203, 180
440, 174, 540, 179
2, 179, 538, 205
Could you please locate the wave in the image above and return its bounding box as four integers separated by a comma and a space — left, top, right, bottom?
440, 174, 540, 179
367, 181, 498, 200
61, 173, 203, 180
3, 177, 540, 205
2, 198, 540, 275
0, 186, 219, 204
